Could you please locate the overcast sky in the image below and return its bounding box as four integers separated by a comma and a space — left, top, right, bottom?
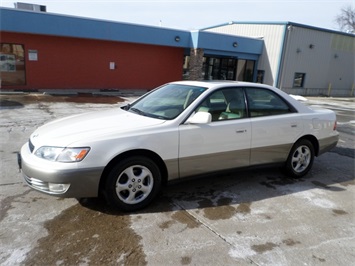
1, 0, 353, 31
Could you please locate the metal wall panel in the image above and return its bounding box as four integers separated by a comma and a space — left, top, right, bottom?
205, 23, 355, 96
281, 26, 354, 95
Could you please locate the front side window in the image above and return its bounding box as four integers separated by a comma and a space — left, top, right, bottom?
195, 88, 246, 121
0, 43, 26, 85
293, 73, 306, 88
245, 88, 293, 117
127, 84, 206, 120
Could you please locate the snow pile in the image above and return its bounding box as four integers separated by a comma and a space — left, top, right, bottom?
289, 94, 308, 102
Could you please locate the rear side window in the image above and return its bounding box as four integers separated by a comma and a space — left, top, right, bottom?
245, 88, 293, 117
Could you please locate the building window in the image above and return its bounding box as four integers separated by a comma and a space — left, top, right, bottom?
293, 73, 306, 88
0, 43, 26, 86
236, 59, 255, 82
256, 70, 265, 83
182, 56, 190, 80
203, 57, 237, 80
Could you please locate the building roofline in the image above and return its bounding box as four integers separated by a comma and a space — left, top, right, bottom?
0, 7, 263, 57
0, 6, 187, 32
202, 21, 355, 37
0, 7, 191, 48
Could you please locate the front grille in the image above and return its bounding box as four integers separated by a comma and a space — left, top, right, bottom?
29, 139, 35, 153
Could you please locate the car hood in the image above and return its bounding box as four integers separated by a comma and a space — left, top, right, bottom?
30, 108, 166, 147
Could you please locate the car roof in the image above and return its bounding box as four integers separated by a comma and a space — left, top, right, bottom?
169, 80, 274, 90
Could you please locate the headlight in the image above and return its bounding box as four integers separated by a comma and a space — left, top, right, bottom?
34, 147, 90, 162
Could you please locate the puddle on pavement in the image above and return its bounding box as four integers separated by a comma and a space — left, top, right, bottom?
251, 238, 301, 254
0, 99, 24, 108
181, 256, 192, 265
23, 199, 146, 265
0, 94, 124, 107
203, 204, 236, 220
332, 209, 348, 216
236, 202, 251, 214
336, 178, 355, 187
251, 242, 278, 253
64, 93, 125, 104
282, 238, 301, 246
312, 181, 346, 192
259, 176, 304, 189
171, 211, 200, 229
158, 210, 201, 230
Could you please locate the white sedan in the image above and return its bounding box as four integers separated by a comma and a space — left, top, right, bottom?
20, 81, 339, 211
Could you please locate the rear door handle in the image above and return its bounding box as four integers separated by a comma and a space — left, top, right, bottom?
236, 129, 247, 133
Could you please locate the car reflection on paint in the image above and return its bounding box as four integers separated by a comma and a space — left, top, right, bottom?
19, 81, 339, 211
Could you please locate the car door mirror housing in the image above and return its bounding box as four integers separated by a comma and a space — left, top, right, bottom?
186, 112, 212, 124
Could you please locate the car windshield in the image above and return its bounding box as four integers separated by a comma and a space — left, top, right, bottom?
126, 84, 207, 120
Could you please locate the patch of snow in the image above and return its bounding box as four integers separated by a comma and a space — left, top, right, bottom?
289, 94, 308, 101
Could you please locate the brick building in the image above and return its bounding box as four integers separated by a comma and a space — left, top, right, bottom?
0, 7, 262, 92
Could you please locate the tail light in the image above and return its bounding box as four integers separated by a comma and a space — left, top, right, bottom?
333, 121, 337, 131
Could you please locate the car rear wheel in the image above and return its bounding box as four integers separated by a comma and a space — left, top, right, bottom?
105, 156, 161, 211
285, 139, 314, 178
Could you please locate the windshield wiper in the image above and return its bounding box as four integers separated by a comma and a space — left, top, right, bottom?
123, 103, 131, 110
130, 107, 147, 116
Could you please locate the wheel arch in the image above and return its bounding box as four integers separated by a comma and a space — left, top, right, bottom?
98, 149, 169, 195
296, 135, 319, 156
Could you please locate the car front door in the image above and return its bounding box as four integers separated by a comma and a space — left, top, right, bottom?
178, 88, 251, 178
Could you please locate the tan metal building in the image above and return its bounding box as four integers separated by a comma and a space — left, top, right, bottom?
204, 22, 355, 96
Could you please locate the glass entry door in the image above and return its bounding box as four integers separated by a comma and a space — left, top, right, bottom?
203, 57, 237, 80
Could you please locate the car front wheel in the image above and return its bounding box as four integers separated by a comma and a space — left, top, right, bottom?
285, 139, 315, 178
105, 156, 162, 211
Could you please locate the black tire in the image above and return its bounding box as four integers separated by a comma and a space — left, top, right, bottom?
284, 139, 315, 178
105, 156, 162, 211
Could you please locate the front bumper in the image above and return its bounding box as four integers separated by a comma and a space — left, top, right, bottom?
20, 143, 104, 198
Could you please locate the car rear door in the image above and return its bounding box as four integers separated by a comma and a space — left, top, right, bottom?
178, 87, 251, 178
245, 87, 303, 165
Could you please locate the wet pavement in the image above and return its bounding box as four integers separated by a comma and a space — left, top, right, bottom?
306, 97, 355, 158
0, 93, 125, 106
0, 93, 354, 265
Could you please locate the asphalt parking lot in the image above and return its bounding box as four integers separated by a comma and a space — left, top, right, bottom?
0, 93, 354, 265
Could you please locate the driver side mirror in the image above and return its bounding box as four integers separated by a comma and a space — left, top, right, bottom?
186, 112, 212, 124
